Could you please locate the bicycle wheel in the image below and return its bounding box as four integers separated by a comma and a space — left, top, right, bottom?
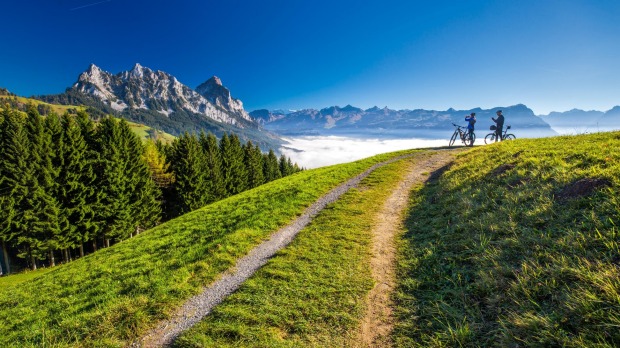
449, 131, 458, 147
484, 133, 496, 144
465, 132, 476, 147
504, 134, 516, 140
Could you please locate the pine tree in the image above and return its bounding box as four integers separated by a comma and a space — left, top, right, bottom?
56, 113, 99, 258
263, 149, 281, 183
22, 107, 61, 269
168, 133, 210, 214
199, 132, 226, 202
220, 133, 247, 196
0, 108, 20, 274
95, 117, 132, 245
75, 111, 102, 252
244, 141, 264, 189
95, 118, 161, 244
279, 154, 291, 177
119, 121, 160, 234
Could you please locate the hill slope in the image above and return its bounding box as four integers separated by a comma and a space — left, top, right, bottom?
0, 149, 415, 347
0, 94, 176, 143
395, 132, 620, 347
1, 132, 618, 347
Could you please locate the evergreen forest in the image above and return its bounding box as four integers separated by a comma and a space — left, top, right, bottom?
0, 105, 301, 275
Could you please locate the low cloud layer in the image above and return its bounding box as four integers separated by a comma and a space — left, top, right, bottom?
279, 136, 449, 169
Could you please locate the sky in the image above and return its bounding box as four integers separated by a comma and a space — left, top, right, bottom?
1, 0, 620, 115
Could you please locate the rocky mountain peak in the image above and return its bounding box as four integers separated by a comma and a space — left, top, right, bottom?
196, 76, 251, 121
210, 76, 223, 86
70, 63, 254, 125
129, 63, 146, 78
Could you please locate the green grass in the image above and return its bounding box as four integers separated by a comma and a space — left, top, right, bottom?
0, 268, 54, 289
0, 95, 176, 143
0, 95, 84, 115
394, 132, 620, 347
125, 120, 176, 143
173, 151, 426, 347
0, 149, 417, 347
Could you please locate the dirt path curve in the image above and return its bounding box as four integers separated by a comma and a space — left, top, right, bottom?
136, 149, 461, 347
357, 150, 461, 347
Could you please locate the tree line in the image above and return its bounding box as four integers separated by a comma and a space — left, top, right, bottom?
0, 105, 301, 274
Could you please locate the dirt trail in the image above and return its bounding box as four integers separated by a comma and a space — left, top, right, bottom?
357, 150, 460, 347
136, 149, 462, 347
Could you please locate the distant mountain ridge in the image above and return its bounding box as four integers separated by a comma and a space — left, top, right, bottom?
539, 107, 620, 134
251, 104, 559, 139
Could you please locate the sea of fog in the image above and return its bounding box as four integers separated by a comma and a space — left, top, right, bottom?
278, 136, 450, 169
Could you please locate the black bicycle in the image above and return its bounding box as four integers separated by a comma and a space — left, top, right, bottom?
484, 125, 516, 144
449, 123, 475, 147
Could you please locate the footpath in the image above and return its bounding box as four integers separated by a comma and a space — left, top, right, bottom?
137, 149, 462, 347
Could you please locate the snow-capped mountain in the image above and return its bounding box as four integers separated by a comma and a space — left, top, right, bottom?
253, 104, 558, 139
73, 63, 251, 127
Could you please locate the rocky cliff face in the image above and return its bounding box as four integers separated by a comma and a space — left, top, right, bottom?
196, 76, 251, 122
73, 63, 250, 126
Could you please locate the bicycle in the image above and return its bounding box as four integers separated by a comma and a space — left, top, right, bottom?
484, 125, 516, 144
449, 123, 475, 147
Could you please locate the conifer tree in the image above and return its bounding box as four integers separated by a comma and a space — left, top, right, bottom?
22, 107, 61, 269
95, 117, 132, 245
279, 154, 291, 177
220, 133, 247, 195
244, 141, 264, 189
0, 108, 19, 274
121, 122, 161, 233
168, 133, 210, 214
263, 149, 281, 183
75, 111, 102, 251
95, 118, 160, 244
56, 113, 99, 258
199, 132, 226, 202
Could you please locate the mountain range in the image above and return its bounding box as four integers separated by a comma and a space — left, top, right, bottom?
538, 107, 620, 134
35, 64, 281, 149
4, 63, 618, 143
251, 104, 559, 139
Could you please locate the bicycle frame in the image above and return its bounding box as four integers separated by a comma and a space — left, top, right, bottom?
484, 125, 515, 144
449, 123, 475, 147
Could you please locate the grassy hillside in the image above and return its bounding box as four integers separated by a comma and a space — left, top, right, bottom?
173, 151, 428, 347
2, 131, 618, 347
0, 149, 417, 347
0, 94, 83, 115
394, 132, 620, 347
0, 95, 176, 142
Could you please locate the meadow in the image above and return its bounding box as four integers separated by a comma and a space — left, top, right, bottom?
394, 132, 620, 347
0, 149, 416, 347
1, 131, 619, 347
173, 151, 428, 347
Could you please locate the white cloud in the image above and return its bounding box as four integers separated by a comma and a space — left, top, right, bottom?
279, 136, 449, 169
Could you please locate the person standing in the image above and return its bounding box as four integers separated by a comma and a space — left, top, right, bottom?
465, 112, 476, 143
492, 110, 504, 141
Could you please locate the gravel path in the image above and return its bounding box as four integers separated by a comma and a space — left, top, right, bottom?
136, 150, 455, 347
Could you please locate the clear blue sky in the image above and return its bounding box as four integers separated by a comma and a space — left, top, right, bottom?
1, 0, 619, 114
